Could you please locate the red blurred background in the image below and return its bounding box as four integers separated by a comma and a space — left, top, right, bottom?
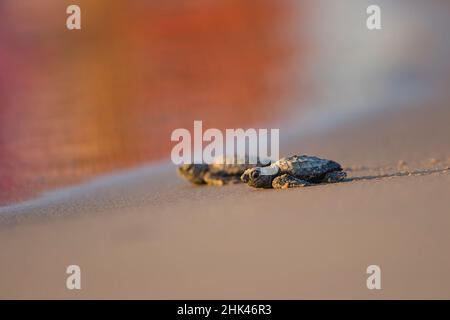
0, 0, 305, 204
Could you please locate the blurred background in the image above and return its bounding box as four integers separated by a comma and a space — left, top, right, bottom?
0, 0, 449, 205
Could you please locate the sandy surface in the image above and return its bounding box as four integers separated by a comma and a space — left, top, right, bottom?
1, 101, 450, 299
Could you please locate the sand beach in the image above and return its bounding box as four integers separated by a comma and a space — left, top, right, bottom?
1, 95, 449, 299
1, 0, 450, 300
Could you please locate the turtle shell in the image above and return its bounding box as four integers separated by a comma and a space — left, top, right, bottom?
275, 155, 342, 182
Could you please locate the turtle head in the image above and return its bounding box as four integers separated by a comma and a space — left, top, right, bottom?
178, 164, 209, 185
241, 166, 278, 188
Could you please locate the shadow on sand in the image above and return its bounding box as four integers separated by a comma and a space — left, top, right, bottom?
343, 167, 449, 184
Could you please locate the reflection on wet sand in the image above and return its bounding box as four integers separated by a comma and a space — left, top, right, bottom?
0, 0, 305, 205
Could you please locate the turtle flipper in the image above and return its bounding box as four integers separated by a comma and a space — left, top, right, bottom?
178, 164, 209, 185
203, 171, 242, 186
272, 174, 309, 189
322, 170, 347, 183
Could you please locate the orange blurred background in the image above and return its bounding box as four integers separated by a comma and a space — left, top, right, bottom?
0, 0, 305, 204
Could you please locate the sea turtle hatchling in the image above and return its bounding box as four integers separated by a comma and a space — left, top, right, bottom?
178, 155, 270, 186
241, 155, 347, 189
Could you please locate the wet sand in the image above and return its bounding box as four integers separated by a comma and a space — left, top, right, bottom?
1, 99, 450, 299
